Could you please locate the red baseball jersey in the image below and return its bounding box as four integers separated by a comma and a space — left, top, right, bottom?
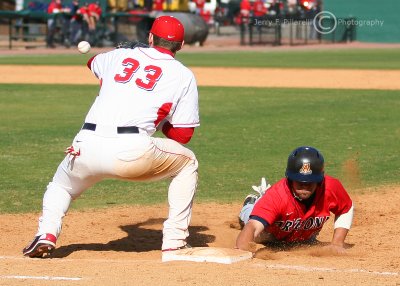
253, 0, 267, 17
194, 0, 206, 9
250, 176, 352, 242
153, 0, 164, 11
88, 3, 102, 17
47, 1, 62, 13
240, 0, 251, 12
78, 6, 89, 16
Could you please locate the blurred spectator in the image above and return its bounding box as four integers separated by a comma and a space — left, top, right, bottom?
240, 0, 251, 16
214, 1, 228, 25
16, 0, 24, 10
165, 0, 172, 10
27, 0, 49, 12
268, 0, 282, 16
107, 0, 128, 12
237, 0, 251, 24
306, 0, 320, 39
77, 2, 90, 41
252, 0, 266, 34
14, 0, 24, 38
68, 0, 80, 20
88, 1, 102, 26
129, 0, 141, 9
144, 0, 153, 11
153, 0, 165, 11
226, 0, 240, 25
192, 0, 206, 15
68, 0, 82, 45
79, 1, 102, 45
47, 0, 71, 48
200, 9, 212, 25
253, 0, 267, 18
299, 0, 317, 12
287, 0, 297, 14
92, 2, 103, 42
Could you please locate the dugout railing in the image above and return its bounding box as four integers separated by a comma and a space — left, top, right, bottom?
0, 10, 146, 49
0, 10, 49, 49
239, 15, 357, 46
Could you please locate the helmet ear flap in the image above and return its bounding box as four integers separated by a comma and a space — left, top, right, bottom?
285, 146, 324, 183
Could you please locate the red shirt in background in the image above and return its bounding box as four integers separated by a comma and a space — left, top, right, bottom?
253, 0, 267, 17
153, 0, 165, 11
88, 2, 102, 18
47, 1, 62, 13
194, 0, 206, 10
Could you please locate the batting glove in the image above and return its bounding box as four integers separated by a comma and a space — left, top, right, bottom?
116, 40, 149, 49
252, 177, 271, 197
65, 145, 80, 157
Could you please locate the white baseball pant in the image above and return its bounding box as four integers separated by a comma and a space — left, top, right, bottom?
239, 202, 255, 226
36, 126, 198, 250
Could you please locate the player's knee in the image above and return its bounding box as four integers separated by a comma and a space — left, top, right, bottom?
178, 154, 198, 183
179, 146, 198, 170
192, 155, 199, 169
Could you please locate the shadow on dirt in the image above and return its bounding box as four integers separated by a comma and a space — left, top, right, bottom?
52, 218, 215, 258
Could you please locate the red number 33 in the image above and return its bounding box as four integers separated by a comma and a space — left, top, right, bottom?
114, 58, 162, 91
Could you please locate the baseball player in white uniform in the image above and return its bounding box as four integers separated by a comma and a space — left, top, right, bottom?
23, 16, 200, 258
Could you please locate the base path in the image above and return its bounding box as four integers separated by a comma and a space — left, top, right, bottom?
1, 65, 400, 90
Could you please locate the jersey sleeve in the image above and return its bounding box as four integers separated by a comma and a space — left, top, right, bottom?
169, 70, 200, 128
89, 50, 115, 79
249, 215, 270, 228
328, 178, 353, 216
250, 189, 281, 225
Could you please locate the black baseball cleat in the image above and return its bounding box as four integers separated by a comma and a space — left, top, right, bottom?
22, 233, 57, 258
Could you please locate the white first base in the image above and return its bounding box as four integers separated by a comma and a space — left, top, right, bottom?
162, 247, 253, 264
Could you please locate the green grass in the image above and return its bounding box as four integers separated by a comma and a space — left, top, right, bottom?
178, 49, 400, 69
1, 84, 399, 213
1, 49, 400, 69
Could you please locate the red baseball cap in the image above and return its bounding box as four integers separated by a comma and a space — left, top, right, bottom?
150, 16, 184, 42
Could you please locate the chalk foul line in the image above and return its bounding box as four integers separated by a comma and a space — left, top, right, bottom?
0, 275, 82, 281
261, 263, 398, 276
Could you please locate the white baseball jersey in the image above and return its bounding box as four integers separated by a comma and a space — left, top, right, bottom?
86, 47, 200, 135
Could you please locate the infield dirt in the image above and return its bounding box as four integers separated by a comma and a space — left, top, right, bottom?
0, 186, 399, 285
1, 65, 400, 90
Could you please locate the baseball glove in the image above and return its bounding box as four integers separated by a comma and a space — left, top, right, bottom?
115, 40, 149, 49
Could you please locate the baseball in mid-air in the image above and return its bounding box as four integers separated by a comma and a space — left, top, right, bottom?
77, 41, 91, 54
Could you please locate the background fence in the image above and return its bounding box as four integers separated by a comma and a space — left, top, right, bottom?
239, 15, 356, 46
